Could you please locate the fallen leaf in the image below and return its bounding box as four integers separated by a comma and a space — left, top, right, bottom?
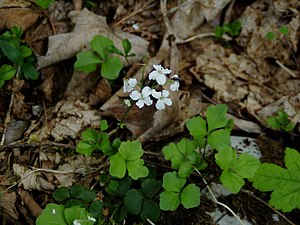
0, 191, 18, 220
37, 8, 149, 68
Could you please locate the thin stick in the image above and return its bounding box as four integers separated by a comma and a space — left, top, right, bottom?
195, 169, 246, 225
275, 60, 297, 77
0, 93, 14, 145
241, 189, 296, 225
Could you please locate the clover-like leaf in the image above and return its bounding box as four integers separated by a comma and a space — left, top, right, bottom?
216, 146, 260, 193
101, 56, 123, 80
124, 189, 144, 215
252, 148, 300, 212
64, 206, 93, 225
207, 129, 231, 151
162, 172, 185, 193
90, 35, 114, 60
127, 159, 149, 180
109, 153, 127, 178
186, 116, 207, 138
206, 104, 228, 132
180, 184, 200, 209
36, 203, 67, 225
159, 191, 181, 211
52, 187, 70, 202
140, 198, 160, 222
74, 51, 101, 73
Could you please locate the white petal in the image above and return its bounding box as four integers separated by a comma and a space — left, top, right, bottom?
149, 71, 158, 80
130, 91, 141, 100
164, 98, 173, 106
170, 82, 179, 91
143, 97, 153, 106
153, 64, 162, 71
172, 74, 179, 79
162, 68, 171, 74
155, 100, 165, 110
142, 86, 152, 96
156, 74, 166, 85
151, 89, 161, 99
136, 99, 144, 108
162, 90, 170, 97
128, 78, 137, 87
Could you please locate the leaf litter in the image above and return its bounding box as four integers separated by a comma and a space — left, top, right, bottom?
0, 0, 300, 224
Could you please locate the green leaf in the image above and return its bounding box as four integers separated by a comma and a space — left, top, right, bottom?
70, 184, 85, 198
124, 189, 144, 215
178, 161, 194, 178
21, 63, 39, 80
127, 159, 149, 180
220, 169, 244, 194
162, 172, 185, 192
79, 189, 97, 203
122, 39, 132, 55
142, 179, 162, 199
101, 56, 123, 80
19, 45, 32, 58
0, 40, 23, 65
36, 203, 67, 225
52, 187, 70, 202
89, 200, 103, 219
252, 148, 300, 213
159, 191, 181, 211
100, 120, 108, 131
105, 177, 132, 196
35, 0, 54, 9
90, 35, 114, 60
109, 154, 127, 178
279, 26, 289, 36
74, 51, 101, 73
266, 32, 276, 41
180, 184, 200, 209
0, 64, 16, 80
206, 104, 228, 132
140, 198, 160, 222
64, 199, 85, 208
214, 26, 224, 38
266, 116, 281, 129
216, 146, 260, 193
230, 20, 241, 36
64, 206, 93, 225
207, 129, 231, 151
119, 140, 143, 160
186, 116, 207, 138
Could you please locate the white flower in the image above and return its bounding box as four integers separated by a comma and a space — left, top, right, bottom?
170, 75, 180, 91
52, 209, 56, 214
130, 86, 153, 108
149, 64, 171, 85
123, 78, 137, 92
151, 90, 172, 110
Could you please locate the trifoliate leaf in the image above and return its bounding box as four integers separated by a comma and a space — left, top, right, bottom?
216, 146, 260, 193
36, 203, 67, 225
206, 104, 228, 132
162, 172, 185, 192
142, 179, 162, 199
119, 140, 143, 160
180, 184, 200, 209
252, 148, 300, 212
101, 56, 123, 80
64, 206, 93, 225
74, 51, 101, 73
159, 191, 181, 211
89, 200, 103, 219
124, 189, 144, 215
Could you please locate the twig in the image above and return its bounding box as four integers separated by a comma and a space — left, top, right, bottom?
241, 189, 296, 225
195, 169, 246, 225
146, 218, 156, 225
275, 60, 297, 77
0, 141, 76, 151
0, 92, 14, 145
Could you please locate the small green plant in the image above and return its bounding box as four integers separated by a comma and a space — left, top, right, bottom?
214, 20, 242, 38
265, 25, 289, 41
215, 146, 261, 194
74, 35, 133, 80
159, 172, 200, 211
35, 0, 54, 9
109, 140, 149, 180
252, 147, 300, 212
36, 184, 102, 225
0, 26, 39, 87
266, 110, 295, 132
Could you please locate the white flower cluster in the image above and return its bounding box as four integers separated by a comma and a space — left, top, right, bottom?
123, 64, 180, 110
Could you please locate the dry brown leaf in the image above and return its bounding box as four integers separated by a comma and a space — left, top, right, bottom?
0, 191, 18, 221
37, 8, 149, 69
50, 100, 101, 141
19, 189, 42, 218
0, 8, 39, 31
